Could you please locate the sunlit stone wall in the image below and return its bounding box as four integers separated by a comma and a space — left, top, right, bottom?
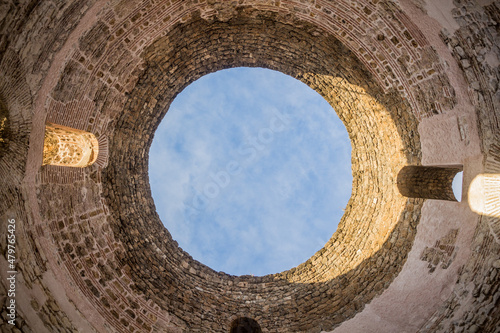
42, 123, 99, 167
0, 0, 498, 332
0, 100, 10, 156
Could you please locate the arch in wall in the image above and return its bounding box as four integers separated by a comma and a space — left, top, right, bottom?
397, 165, 463, 201
42, 122, 99, 168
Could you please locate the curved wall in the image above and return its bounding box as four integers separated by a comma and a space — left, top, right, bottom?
0, 0, 498, 332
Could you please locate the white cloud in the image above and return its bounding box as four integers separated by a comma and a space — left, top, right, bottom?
149, 67, 352, 276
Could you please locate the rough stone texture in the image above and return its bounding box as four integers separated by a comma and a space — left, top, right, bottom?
420, 228, 459, 273
0, 0, 498, 332
397, 166, 462, 201
42, 123, 99, 167
440, 0, 500, 153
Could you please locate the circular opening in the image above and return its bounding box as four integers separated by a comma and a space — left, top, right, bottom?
149, 68, 352, 276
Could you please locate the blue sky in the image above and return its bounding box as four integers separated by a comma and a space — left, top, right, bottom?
149, 67, 352, 276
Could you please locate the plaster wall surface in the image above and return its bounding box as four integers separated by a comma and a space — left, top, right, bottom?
0, 0, 499, 332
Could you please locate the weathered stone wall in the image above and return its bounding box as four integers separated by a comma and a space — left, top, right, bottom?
417, 146, 500, 333
440, 0, 500, 153
405, 1, 500, 332
0, 0, 498, 332
101, 9, 423, 330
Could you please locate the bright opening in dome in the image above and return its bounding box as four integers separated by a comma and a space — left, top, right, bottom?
453, 171, 463, 202
149, 67, 352, 276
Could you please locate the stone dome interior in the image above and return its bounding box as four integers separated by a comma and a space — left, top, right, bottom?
1, 0, 499, 332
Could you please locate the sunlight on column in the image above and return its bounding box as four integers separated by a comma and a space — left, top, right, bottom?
43, 123, 99, 168
468, 173, 500, 217
452, 171, 463, 202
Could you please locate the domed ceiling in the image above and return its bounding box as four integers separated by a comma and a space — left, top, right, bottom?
0, 0, 499, 332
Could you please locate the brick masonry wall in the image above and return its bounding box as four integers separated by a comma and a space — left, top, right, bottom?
0, 0, 498, 332
440, 1, 500, 154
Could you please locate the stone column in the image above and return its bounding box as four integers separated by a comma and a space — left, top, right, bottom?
230, 317, 262, 333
